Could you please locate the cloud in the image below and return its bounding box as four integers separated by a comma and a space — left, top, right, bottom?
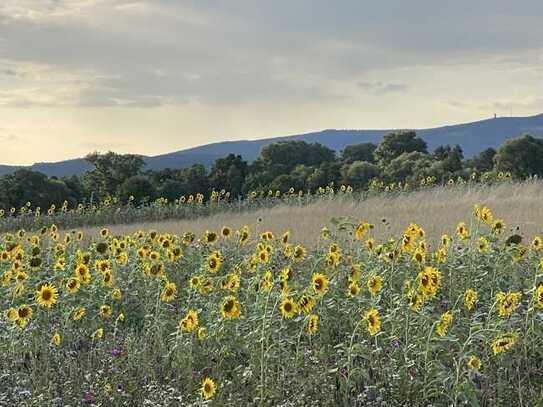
358, 81, 408, 95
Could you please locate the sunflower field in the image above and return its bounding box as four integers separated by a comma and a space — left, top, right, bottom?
1, 204, 543, 406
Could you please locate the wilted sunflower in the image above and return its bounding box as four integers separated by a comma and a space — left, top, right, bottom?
36, 283, 59, 308
92, 328, 104, 340
220, 296, 241, 319
201, 377, 217, 400
160, 281, 177, 302
112, 288, 122, 301
312, 273, 329, 296
280, 297, 298, 319
364, 309, 381, 336
17, 304, 33, 325
197, 327, 207, 341
531, 236, 542, 251
407, 289, 423, 312
307, 314, 319, 334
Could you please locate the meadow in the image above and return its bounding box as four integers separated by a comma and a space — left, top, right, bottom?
1, 181, 543, 406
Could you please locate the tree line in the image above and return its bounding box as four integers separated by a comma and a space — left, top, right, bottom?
1, 131, 542, 210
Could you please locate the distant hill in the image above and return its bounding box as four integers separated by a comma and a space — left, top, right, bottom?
1, 113, 542, 177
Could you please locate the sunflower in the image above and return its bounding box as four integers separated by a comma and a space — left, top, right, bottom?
257, 249, 270, 265
456, 222, 470, 239
36, 283, 59, 308
207, 251, 222, 273
112, 288, 122, 301
6, 307, 18, 321
238, 227, 250, 246
220, 296, 241, 319
199, 278, 213, 295
417, 267, 441, 299
189, 275, 201, 290
496, 291, 522, 317
160, 282, 177, 302
347, 281, 360, 298
92, 328, 104, 340
535, 285, 543, 309
464, 289, 478, 311
298, 294, 316, 314
72, 307, 86, 321
364, 309, 381, 336
280, 297, 298, 319
16, 304, 33, 328
99, 305, 112, 318
492, 219, 505, 234
407, 289, 423, 312
435, 311, 453, 337
531, 236, 542, 251
292, 245, 307, 262
102, 270, 114, 287
440, 234, 450, 248
491, 333, 518, 355
65, 277, 81, 294
179, 309, 199, 332
367, 275, 383, 296
281, 231, 290, 246
477, 237, 489, 253
201, 377, 217, 400
204, 230, 218, 245
197, 327, 207, 341
307, 314, 319, 334
467, 355, 481, 371
75, 263, 91, 284
312, 273, 329, 296
260, 271, 273, 292
51, 332, 61, 347
221, 226, 232, 239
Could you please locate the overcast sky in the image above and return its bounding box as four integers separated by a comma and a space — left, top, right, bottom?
0, 0, 542, 165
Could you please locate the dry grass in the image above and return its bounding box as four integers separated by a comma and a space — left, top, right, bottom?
85, 181, 543, 247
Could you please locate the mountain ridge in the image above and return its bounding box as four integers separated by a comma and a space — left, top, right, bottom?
2, 113, 542, 177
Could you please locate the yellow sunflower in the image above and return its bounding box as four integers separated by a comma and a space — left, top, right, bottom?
280, 297, 298, 319
36, 283, 59, 308
201, 377, 217, 400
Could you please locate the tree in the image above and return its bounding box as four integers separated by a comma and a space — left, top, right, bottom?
84, 152, 145, 198
342, 161, 380, 188
257, 141, 336, 171
374, 131, 427, 164
383, 151, 433, 183
341, 143, 377, 164
494, 135, 543, 178
209, 154, 248, 197
468, 148, 496, 173
433, 145, 464, 173
119, 175, 157, 204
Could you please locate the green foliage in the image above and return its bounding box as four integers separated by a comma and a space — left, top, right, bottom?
374, 131, 428, 164
494, 135, 543, 178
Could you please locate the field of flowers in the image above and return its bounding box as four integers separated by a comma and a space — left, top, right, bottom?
1, 202, 542, 405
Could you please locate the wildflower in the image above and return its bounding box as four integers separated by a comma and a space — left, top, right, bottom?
307, 314, 319, 334
201, 377, 216, 400
207, 251, 222, 273
467, 355, 481, 371
347, 281, 361, 297
298, 294, 316, 314
464, 289, 478, 311
280, 297, 298, 319
179, 309, 199, 332
92, 328, 104, 340
51, 332, 61, 347
456, 222, 470, 239
491, 333, 518, 355
363, 309, 381, 336
220, 296, 241, 319
367, 275, 383, 296
312, 273, 329, 296
73, 307, 86, 321
160, 281, 177, 302
36, 283, 59, 308
99, 305, 112, 318
496, 291, 522, 317
417, 267, 441, 299
477, 237, 489, 253
436, 311, 453, 337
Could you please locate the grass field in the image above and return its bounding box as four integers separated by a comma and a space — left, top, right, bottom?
1, 181, 542, 405
85, 181, 543, 247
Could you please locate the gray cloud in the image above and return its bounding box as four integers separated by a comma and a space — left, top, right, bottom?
358, 81, 408, 95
